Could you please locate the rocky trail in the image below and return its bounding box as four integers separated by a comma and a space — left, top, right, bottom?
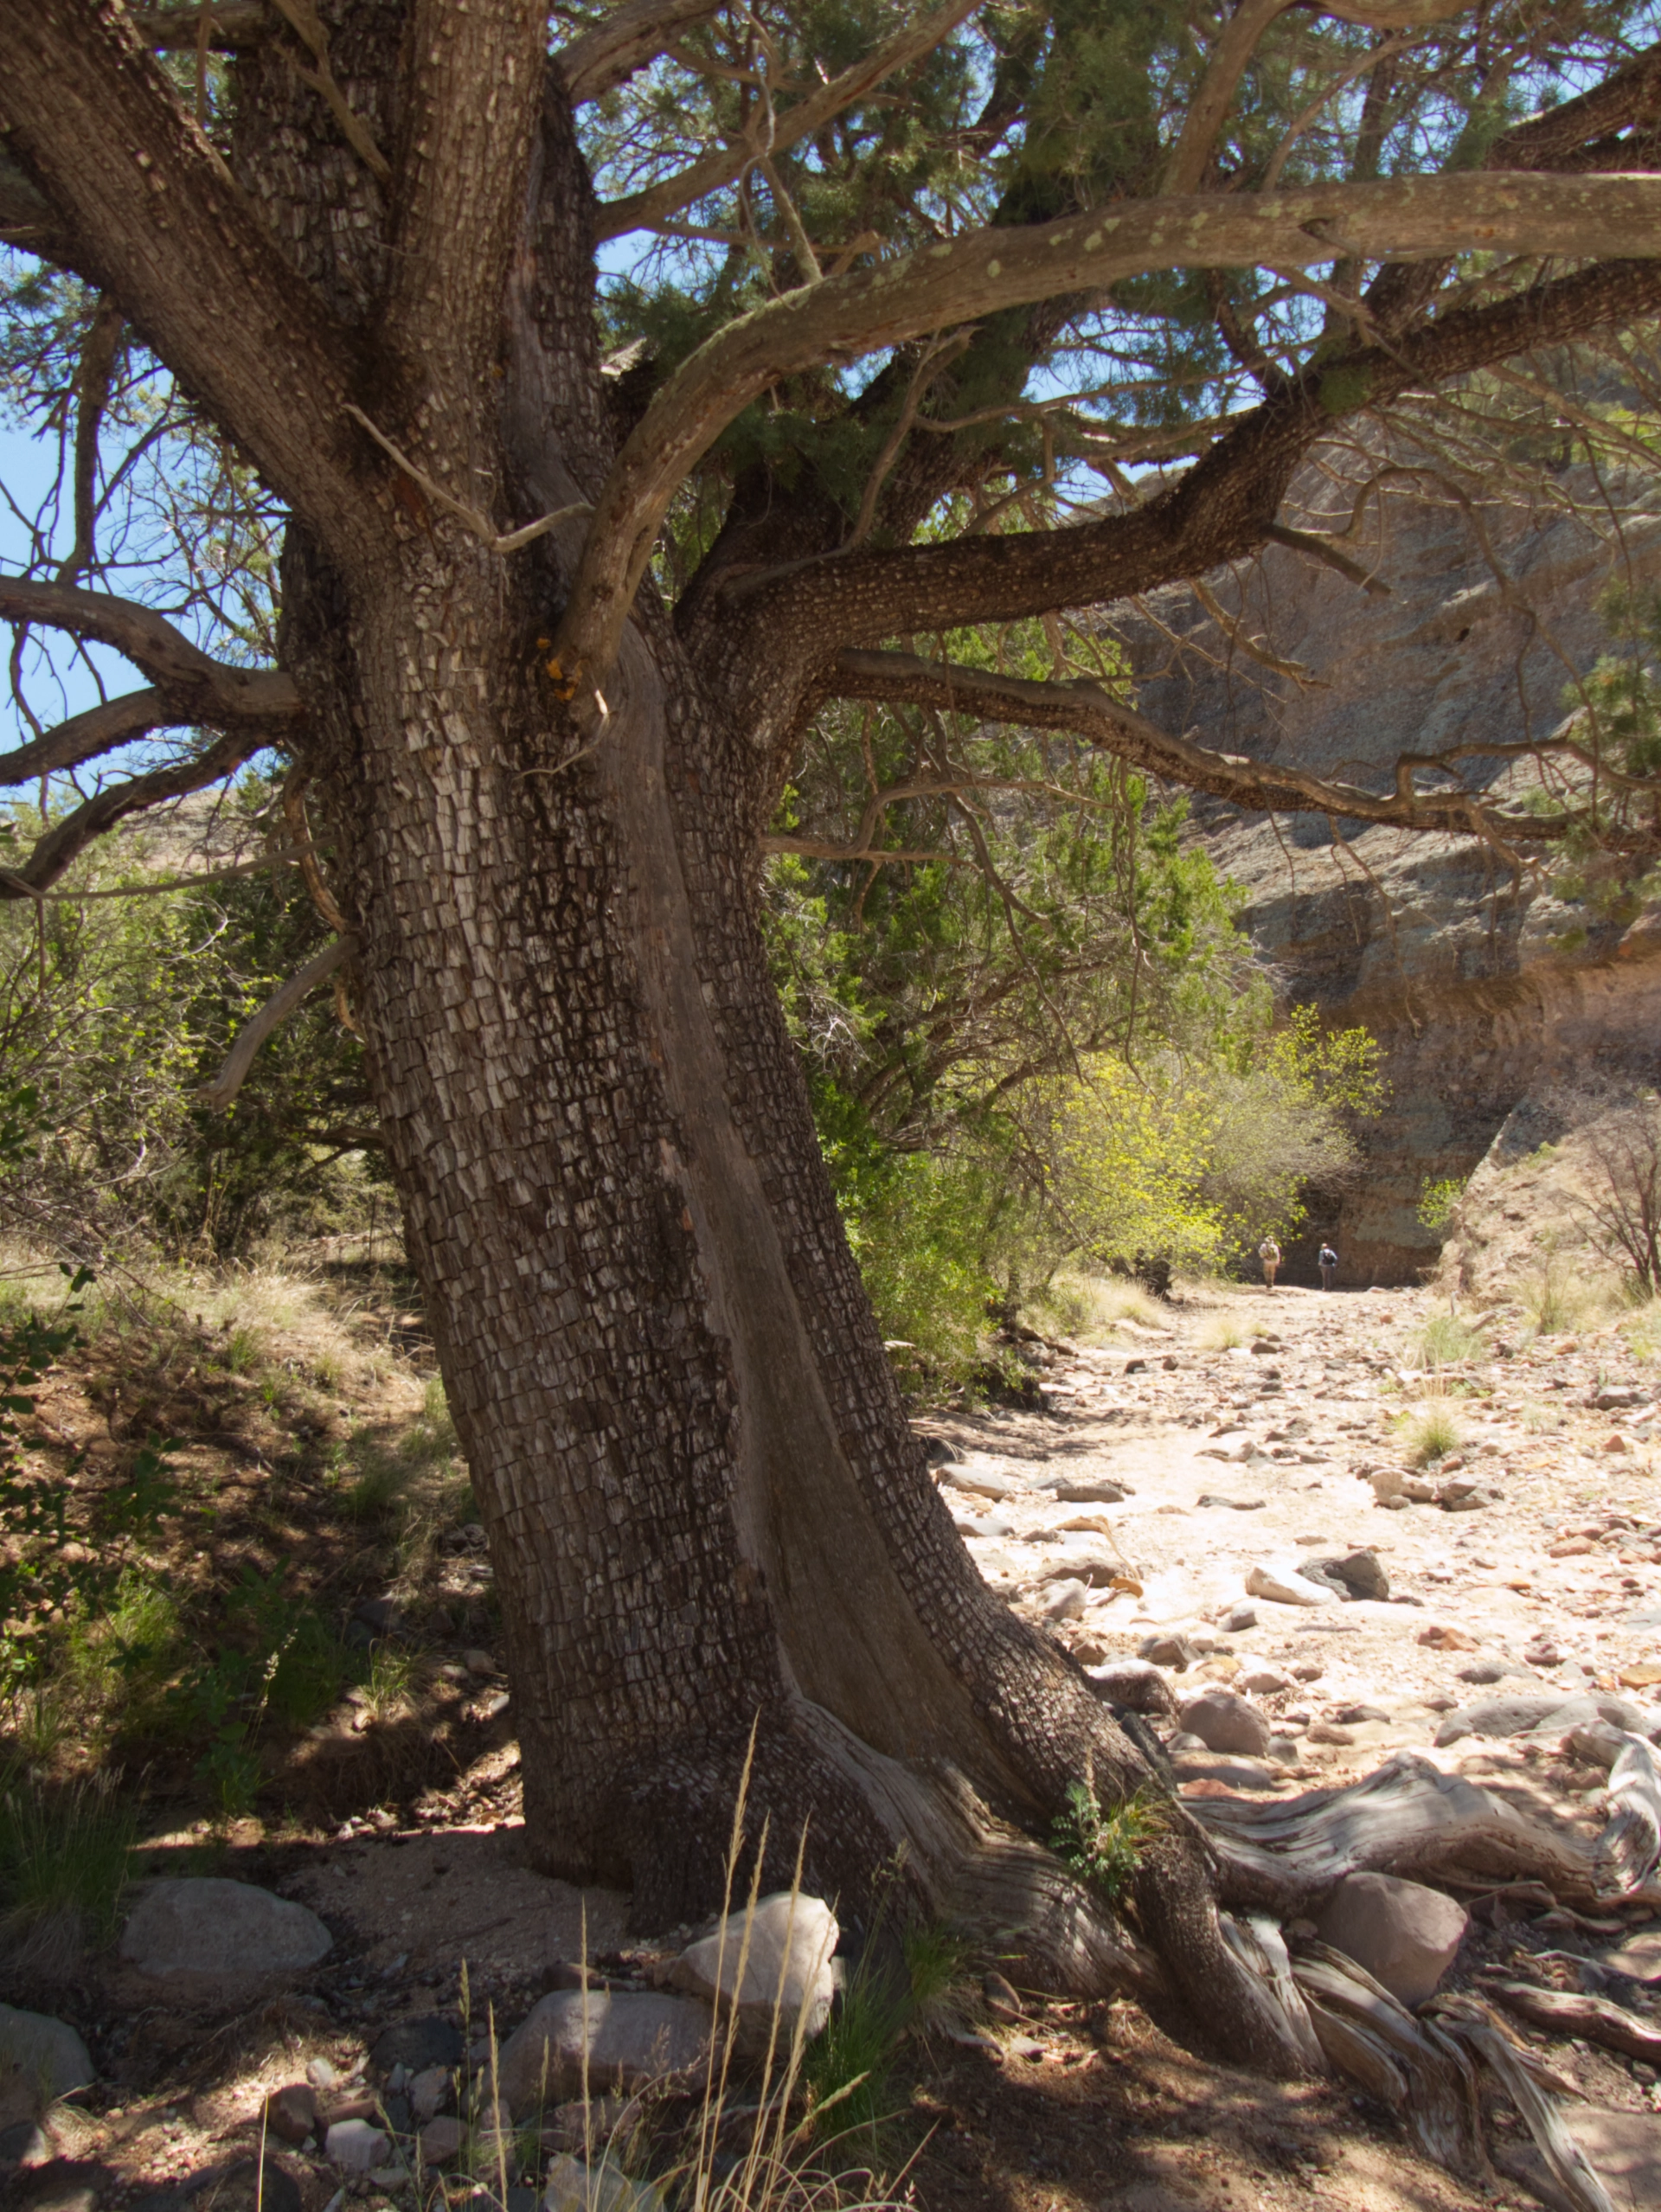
933, 1283, 1661, 1790
6, 1280, 1661, 2212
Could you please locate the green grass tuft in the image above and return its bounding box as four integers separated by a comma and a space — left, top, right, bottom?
65, 1571, 183, 1735
0, 1767, 137, 1976
1408, 1311, 1488, 1369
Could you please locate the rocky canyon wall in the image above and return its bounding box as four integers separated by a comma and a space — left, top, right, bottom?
1114, 446, 1661, 1285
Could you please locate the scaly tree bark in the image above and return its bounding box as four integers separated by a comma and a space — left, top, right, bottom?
4, 0, 1661, 2069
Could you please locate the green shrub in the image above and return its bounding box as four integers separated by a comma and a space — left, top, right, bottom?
837, 1147, 1007, 1382
1417, 1176, 1468, 1237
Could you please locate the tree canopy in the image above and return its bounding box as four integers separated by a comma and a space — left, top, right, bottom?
3, 2, 1661, 894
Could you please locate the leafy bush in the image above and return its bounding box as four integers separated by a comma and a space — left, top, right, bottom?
1417, 1176, 1468, 1237
1022, 1010, 1381, 1283
835, 1146, 1008, 1378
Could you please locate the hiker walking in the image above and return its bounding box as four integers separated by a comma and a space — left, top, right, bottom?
1318, 1239, 1339, 1291
1258, 1234, 1281, 1290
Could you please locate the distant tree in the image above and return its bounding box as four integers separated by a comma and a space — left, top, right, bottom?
1578, 1091, 1661, 1295
5, 0, 1661, 2068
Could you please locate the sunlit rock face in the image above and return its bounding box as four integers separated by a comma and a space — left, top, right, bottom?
1108, 451, 1661, 1284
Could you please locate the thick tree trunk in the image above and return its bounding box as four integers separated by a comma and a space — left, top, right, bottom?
275, 504, 1302, 2063
234, 35, 1305, 2072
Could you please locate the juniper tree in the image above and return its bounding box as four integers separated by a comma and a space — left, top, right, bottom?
4, 0, 1661, 2068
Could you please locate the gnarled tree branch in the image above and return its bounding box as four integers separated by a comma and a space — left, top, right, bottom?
824, 647, 1610, 847
0, 576, 305, 736
129, 4, 271, 52
744, 251, 1661, 651
555, 0, 723, 103
197, 936, 350, 1112
0, 1, 368, 562
0, 728, 266, 901
556, 171, 1661, 687
0, 688, 178, 786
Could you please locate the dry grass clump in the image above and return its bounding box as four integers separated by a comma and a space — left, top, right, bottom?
1023, 1273, 1170, 1341
437, 1746, 934, 2212
1514, 1258, 1605, 1338
1624, 1293, 1661, 1359
0, 1766, 136, 1979
1403, 1309, 1489, 1370
1397, 1398, 1465, 1467
1196, 1311, 1248, 1353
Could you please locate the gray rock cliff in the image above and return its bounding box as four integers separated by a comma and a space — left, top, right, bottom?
1113, 452, 1661, 1282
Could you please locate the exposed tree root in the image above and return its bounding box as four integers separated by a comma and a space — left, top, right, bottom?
1190, 1749, 1617, 1912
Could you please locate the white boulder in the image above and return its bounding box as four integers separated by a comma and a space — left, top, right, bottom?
0, 2006, 94, 2102
1245, 1562, 1341, 1608
119, 1879, 331, 1983
668, 1892, 838, 2055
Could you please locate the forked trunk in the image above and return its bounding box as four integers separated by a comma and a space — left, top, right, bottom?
249, 39, 1305, 2071
273, 505, 1300, 2061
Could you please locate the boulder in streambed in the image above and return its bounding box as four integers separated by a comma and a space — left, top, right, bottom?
1316, 1873, 1468, 2007
1246, 1561, 1340, 1608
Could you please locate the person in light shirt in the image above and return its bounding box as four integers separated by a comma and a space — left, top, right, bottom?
1258, 1234, 1282, 1290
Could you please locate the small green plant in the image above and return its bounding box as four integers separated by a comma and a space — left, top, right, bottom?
802, 1913, 962, 2148
899, 1921, 967, 2028
1417, 1175, 1468, 1237
1050, 1778, 1166, 1905
65, 1571, 183, 1734
200, 1735, 263, 1818
1399, 1399, 1464, 1465
803, 1946, 911, 2145
340, 1445, 407, 1521
1408, 1311, 1488, 1370
359, 1642, 415, 1722
5, 1682, 70, 1766
0, 1766, 137, 1975
265, 1608, 350, 1729
222, 1324, 263, 1375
